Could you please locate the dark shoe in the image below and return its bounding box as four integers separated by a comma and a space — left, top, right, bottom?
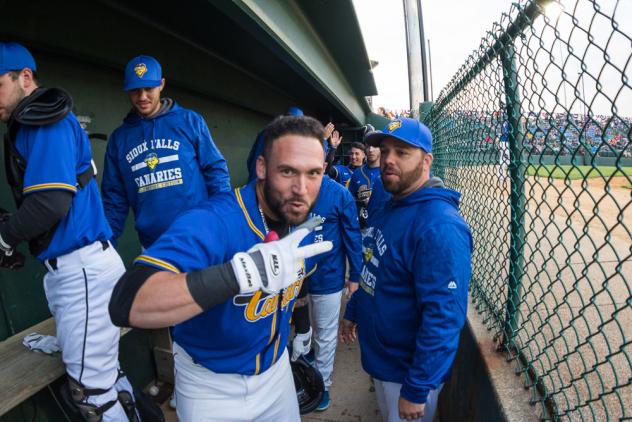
316, 391, 330, 411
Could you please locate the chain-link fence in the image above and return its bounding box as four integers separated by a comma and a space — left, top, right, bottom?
424, 0, 631, 420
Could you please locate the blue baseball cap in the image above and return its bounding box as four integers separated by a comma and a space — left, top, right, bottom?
365, 117, 433, 153
0, 42, 37, 75
286, 106, 304, 116
123, 55, 162, 91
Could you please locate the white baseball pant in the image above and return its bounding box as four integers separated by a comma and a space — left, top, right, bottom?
44, 240, 128, 421
173, 342, 300, 422
309, 290, 343, 390
374, 379, 443, 422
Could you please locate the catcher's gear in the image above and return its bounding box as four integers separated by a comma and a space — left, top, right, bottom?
291, 354, 325, 414
0, 246, 25, 270
0, 212, 25, 269
60, 376, 119, 422
362, 124, 376, 140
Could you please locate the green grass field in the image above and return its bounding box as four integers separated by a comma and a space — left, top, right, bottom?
526, 165, 632, 180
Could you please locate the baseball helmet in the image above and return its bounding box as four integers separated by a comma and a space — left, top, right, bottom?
362, 124, 376, 136
291, 355, 324, 414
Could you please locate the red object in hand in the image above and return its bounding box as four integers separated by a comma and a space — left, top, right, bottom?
264, 231, 280, 243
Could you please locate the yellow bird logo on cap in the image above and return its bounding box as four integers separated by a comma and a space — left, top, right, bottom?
134, 63, 148, 78
144, 153, 159, 171
387, 120, 402, 132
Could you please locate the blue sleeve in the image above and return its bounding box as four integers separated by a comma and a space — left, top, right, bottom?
194, 114, 231, 195
134, 207, 230, 273
340, 188, 363, 282
20, 121, 78, 195
101, 134, 129, 242
348, 170, 359, 198
400, 224, 472, 404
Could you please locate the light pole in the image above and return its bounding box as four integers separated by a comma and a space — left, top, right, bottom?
578, 71, 587, 118
428, 39, 434, 101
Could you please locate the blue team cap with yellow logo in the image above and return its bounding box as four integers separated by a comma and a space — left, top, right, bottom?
123, 55, 162, 91
0, 42, 37, 75
365, 117, 433, 153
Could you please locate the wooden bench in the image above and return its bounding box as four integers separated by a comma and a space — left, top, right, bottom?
0, 317, 131, 416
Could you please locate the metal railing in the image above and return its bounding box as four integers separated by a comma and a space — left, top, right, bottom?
423, 0, 631, 420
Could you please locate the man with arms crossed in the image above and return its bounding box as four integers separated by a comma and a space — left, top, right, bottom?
340, 118, 472, 422
109, 115, 332, 421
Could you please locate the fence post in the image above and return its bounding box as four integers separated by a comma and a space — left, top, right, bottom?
500, 44, 527, 348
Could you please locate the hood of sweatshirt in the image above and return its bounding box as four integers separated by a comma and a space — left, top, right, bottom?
123, 97, 176, 125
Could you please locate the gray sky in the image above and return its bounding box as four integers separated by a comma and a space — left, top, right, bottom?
354, 0, 632, 117
354, 0, 511, 111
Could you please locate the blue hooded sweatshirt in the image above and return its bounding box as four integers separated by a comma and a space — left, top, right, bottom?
345, 180, 472, 404
102, 99, 231, 248
305, 176, 363, 294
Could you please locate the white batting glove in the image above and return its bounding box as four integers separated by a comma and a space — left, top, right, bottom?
231, 217, 333, 295
291, 327, 312, 362
23, 333, 61, 354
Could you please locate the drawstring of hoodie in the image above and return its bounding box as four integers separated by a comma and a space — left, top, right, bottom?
123, 97, 175, 144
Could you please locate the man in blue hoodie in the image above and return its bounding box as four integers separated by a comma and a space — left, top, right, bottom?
340, 118, 472, 422
102, 55, 231, 249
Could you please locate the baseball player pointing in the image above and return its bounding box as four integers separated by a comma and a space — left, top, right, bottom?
109, 115, 332, 421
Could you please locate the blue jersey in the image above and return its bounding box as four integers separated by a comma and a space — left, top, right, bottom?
134, 180, 307, 375
102, 101, 230, 248
332, 164, 353, 188
15, 113, 112, 261
306, 176, 362, 295
345, 185, 472, 404
348, 164, 382, 225
348, 164, 381, 203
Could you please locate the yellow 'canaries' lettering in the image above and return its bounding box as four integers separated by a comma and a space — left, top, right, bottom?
236, 279, 303, 323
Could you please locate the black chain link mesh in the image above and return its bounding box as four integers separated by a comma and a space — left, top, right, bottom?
424, 1, 631, 420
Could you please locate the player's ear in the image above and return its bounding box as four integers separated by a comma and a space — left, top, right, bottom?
423, 152, 433, 168
256, 155, 267, 180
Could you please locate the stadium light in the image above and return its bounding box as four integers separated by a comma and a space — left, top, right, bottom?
542, 0, 564, 20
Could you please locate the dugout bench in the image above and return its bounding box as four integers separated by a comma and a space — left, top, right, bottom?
0, 318, 172, 416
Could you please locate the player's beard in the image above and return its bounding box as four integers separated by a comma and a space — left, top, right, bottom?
0, 83, 26, 123
263, 180, 315, 226
382, 160, 425, 197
